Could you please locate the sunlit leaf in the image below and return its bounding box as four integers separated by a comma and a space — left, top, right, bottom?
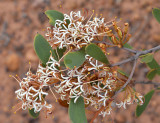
34, 34, 52, 65
69, 96, 87, 123
29, 108, 40, 118
45, 10, 64, 26
141, 54, 154, 63
86, 43, 109, 65
64, 47, 86, 69
136, 90, 155, 117
152, 8, 160, 23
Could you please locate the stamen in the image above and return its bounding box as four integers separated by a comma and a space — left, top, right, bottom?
13, 106, 22, 114
16, 74, 22, 82
86, 10, 95, 24
49, 86, 58, 102
9, 75, 20, 83
29, 61, 31, 72
55, 48, 60, 60
58, 48, 72, 63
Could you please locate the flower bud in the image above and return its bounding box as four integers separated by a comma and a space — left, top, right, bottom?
117, 27, 123, 39
124, 23, 129, 34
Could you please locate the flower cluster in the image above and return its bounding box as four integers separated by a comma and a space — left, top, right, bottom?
13, 10, 144, 117
46, 11, 109, 49
14, 69, 52, 114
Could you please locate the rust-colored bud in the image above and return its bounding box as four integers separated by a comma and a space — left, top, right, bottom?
117, 27, 123, 39
105, 27, 110, 31
126, 34, 132, 43
99, 43, 106, 49
112, 21, 118, 31
106, 30, 113, 37
111, 35, 118, 45
124, 23, 129, 34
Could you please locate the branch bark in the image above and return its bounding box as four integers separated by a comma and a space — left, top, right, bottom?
109, 45, 160, 67
135, 81, 160, 87
113, 60, 137, 97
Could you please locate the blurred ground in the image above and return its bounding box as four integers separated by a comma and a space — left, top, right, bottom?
0, 0, 160, 123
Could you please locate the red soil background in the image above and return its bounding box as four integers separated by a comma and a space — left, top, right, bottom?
0, 0, 160, 123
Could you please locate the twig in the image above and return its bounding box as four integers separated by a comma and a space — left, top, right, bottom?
122, 47, 137, 54
135, 81, 160, 86
113, 60, 137, 97
109, 45, 160, 67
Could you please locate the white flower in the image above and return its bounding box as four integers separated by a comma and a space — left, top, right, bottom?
98, 91, 109, 107
46, 11, 107, 49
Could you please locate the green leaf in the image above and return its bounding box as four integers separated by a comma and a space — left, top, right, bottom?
52, 47, 66, 61
34, 34, 52, 65
29, 108, 40, 118
64, 47, 86, 69
141, 54, 154, 63
152, 8, 160, 23
146, 58, 159, 69
123, 43, 133, 49
157, 87, 160, 90
45, 10, 64, 26
85, 43, 109, 65
69, 96, 87, 123
147, 69, 157, 80
136, 90, 155, 117
117, 69, 129, 77
157, 68, 160, 75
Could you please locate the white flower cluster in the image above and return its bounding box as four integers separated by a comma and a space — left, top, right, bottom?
116, 92, 144, 109
42, 55, 118, 116
15, 70, 52, 113
46, 11, 107, 49
14, 11, 144, 117
14, 53, 143, 117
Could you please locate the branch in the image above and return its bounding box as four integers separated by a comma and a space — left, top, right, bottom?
93, 39, 160, 67
122, 47, 137, 54
109, 45, 160, 67
113, 60, 137, 97
135, 81, 160, 87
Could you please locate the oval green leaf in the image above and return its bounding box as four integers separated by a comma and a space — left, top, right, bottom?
141, 54, 154, 63
29, 108, 40, 118
69, 96, 87, 123
136, 90, 155, 117
64, 47, 86, 69
147, 69, 157, 80
85, 43, 109, 65
34, 34, 52, 65
152, 8, 160, 23
146, 58, 159, 69
157, 67, 160, 75
45, 10, 64, 26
